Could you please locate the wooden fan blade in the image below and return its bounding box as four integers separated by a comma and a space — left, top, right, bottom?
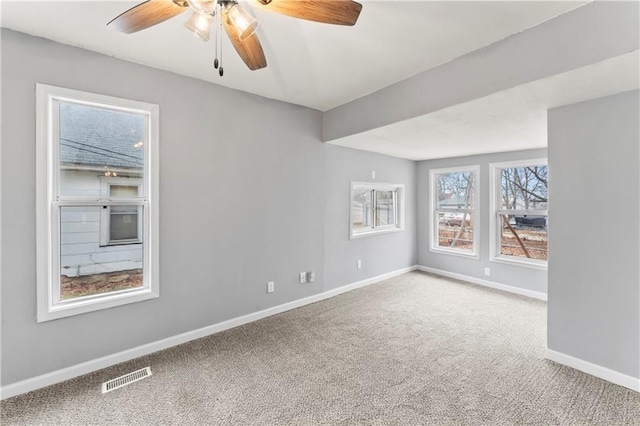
222, 14, 267, 71
107, 0, 188, 34
252, 0, 362, 26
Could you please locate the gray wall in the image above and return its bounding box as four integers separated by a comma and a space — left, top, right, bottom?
324, 147, 417, 290
547, 90, 640, 379
0, 30, 417, 386
417, 149, 548, 295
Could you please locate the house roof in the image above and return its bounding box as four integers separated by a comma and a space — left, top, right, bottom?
59, 102, 144, 170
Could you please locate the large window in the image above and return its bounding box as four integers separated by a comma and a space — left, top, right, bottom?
430, 166, 479, 257
350, 182, 404, 238
490, 159, 548, 268
36, 84, 159, 322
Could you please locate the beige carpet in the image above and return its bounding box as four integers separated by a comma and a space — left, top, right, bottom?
2, 271, 639, 425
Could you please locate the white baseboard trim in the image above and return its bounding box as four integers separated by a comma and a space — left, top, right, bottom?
416, 265, 547, 301
1, 265, 418, 400
547, 349, 640, 392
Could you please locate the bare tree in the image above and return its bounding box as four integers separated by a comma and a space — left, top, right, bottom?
437, 171, 474, 248
451, 173, 473, 248
500, 166, 548, 257
503, 166, 547, 208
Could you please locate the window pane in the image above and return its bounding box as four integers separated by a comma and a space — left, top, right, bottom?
108, 185, 140, 243
110, 185, 138, 197
436, 212, 474, 251
61, 206, 143, 300
500, 214, 548, 260
437, 171, 475, 209
500, 166, 547, 210
110, 208, 139, 241
352, 189, 372, 229
58, 102, 145, 197
375, 190, 395, 227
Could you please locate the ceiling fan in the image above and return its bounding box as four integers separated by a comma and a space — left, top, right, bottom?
108, 0, 363, 75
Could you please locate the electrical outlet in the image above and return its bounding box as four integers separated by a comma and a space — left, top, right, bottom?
371, 170, 376, 179
267, 281, 275, 293
484, 267, 491, 277
299, 272, 307, 284
357, 259, 362, 269
307, 271, 315, 283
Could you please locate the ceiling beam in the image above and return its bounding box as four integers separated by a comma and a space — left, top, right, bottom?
322, 1, 639, 143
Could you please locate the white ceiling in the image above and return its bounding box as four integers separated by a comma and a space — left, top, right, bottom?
1, 0, 587, 111
5, 0, 634, 162
328, 51, 640, 160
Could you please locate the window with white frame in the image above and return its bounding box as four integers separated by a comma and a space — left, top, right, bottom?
430, 166, 479, 257
350, 182, 404, 238
36, 84, 159, 322
490, 159, 548, 268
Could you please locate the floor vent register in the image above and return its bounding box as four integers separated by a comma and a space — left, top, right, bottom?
101, 367, 152, 394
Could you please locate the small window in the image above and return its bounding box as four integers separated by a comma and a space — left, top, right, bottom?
430, 166, 479, 257
100, 179, 143, 246
490, 159, 548, 268
36, 84, 159, 322
350, 182, 404, 238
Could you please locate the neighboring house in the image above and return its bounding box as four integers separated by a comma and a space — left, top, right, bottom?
438, 194, 471, 225
59, 102, 145, 277
438, 194, 468, 208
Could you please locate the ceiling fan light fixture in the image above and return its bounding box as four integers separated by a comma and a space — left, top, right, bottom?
226, 2, 259, 41
108, 0, 363, 73
184, 11, 214, 41
186, 0, 217, 14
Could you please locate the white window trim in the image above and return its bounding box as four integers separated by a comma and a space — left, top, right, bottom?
489, 158, 548, 270
429, 165, 480, 259
349, 181, 405, 239
36, 84, 160, 322
99, 176, 143, 246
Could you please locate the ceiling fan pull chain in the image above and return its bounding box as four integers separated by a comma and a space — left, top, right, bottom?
213, 6, 219, 69
213, 5, 220, 69
218, 6, 224, 77
216, 5, 224, 77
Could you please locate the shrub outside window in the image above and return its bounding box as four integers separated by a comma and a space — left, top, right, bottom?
490, 159, 548, 269
430, 166, 479, 257
36, 84, 159, 322
350, 182, 404, 238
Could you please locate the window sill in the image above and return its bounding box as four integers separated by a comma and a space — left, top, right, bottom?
100, 241, 143, 247
37, 286, 158, 323
350, 227, 404, 240
429, 247, 479, 260
490, 256, 548, 271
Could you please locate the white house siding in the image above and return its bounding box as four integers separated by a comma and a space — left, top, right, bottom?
60, 170, 142, 277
